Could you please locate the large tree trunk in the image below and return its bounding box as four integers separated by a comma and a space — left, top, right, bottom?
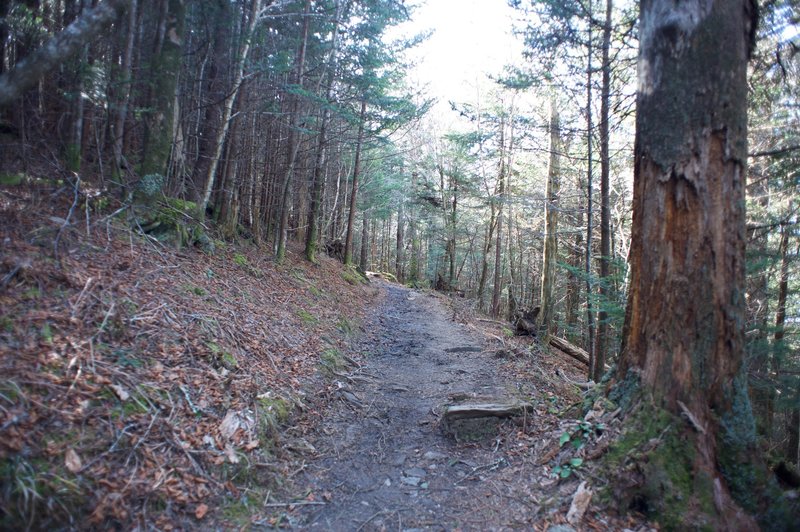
359, 209, 369, 273
305, 0, 343, 262
477, 207, 495, 310
140, 0, 184, 177
448, 176, 457, 289
538, 94, 560, 336
395, 198, 405, 283
200, 0, 262, 213
188, 0, 230, 202
774, 226, 798, 466
343, 98, 367, 266
584, 7, 596, 375
565, 173, 584, 339
593, 0, 613, 382
275, 0, 311, 261
612, 0, 766, 527
491, 117, 507, 317
408, 171, 421, 283
507, 204, 517, 319
111, 0, 137, 179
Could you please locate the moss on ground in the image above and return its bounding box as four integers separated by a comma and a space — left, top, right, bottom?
0, 172, 25, 185
341, 265, 368, 286
319, 347, 351, 377
257, 393, 293, 444
296, 308, 318, 326
135, 197, 214, 253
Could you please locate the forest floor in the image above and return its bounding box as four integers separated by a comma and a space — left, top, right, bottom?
285, 280, 648, 531
0, 180, 649, 530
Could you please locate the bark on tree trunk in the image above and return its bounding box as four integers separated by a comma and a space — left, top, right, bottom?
200, 0, 262, 213
584, 5, 596, 376
448, 177, 457, 289
593, 0, 613, 382
343, 98, 367, 266
491, 116, 507, 317
477, 208, 495, 311
305, 0, 343, 262
507, 205, 517, 320
774, 225, 798, 465
408, 171, 421, 283
359, 208, 369, 273
565, 174, 585, 338
539, 95, 560, 336
112, 0, 137, 179
140, 0, 184, 177
395, 199, 405, 283
275, 0, 311, 261
613, 0, 767, 527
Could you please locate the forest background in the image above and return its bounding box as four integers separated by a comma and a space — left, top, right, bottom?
0, 0, 799, 527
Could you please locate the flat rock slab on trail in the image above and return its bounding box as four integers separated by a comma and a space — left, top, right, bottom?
296, 281, 541, 530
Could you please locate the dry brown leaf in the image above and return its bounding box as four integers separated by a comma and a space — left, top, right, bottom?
109, 384, 130, 401
566, 480, 592, 524
224, 443, 240, 464
65, 448, 82, 473
219, 409, 255, 440
195, 503, 209, 519
243, 440, 260, 451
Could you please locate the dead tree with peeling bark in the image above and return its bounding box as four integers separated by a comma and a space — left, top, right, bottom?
606, 0, 787, 527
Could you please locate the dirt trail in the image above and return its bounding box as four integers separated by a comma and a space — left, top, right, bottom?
297, 280, 541, 530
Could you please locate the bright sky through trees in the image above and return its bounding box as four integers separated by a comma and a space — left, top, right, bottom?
393, 0, 523, 122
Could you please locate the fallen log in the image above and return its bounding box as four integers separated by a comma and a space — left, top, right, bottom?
549, 337, 611, 372
548, 336, 590, 366
442, 402, 533, 423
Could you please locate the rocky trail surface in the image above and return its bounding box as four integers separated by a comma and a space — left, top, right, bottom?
291, 280, 642, 531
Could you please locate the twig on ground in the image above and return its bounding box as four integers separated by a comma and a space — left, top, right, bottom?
54, 173, 81, 266
263, 500, 326, 508
455, 458, 508, 485
556, 368, 595, 391
356, 510, 388, 531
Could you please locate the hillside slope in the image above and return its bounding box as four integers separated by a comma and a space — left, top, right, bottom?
0, 181, 377, 528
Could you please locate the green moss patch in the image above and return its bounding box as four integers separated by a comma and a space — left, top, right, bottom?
319, 347, 350, 376
296, 308, 318, 326
341, 265, 368, 286
182, 284, 207, 296
601, 396, 715, 530
206, 341, 238, 370
256, 393, 293, 444
134, 197, 214, 253
0, 172, 25, 186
